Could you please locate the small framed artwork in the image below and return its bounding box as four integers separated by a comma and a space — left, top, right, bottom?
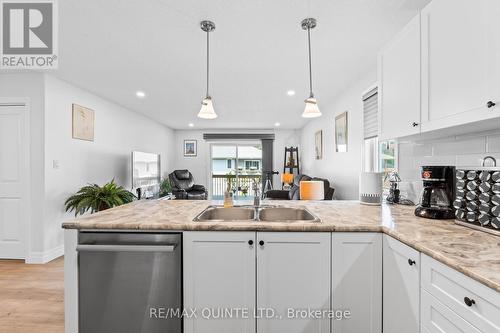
184, 140, 197, 157
335, 111, 348, 152
315, 130, 322, 160
72, 104, 95, 141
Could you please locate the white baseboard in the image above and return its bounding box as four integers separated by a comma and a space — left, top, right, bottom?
26, 244, 64, 264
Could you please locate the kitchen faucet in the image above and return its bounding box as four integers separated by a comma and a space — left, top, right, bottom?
252, 179, 261, 207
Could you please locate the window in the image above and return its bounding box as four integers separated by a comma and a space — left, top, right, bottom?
379, 140, 396, 186
227, 159, 232, 169
362, 86, 397, 183
245, 160, 260, 170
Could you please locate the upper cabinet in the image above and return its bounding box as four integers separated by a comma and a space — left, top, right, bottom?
378, 14, 421, 141
378, 0, 500, 140
420, 0, 500, 132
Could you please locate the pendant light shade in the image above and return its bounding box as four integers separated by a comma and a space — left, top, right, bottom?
301, 18, 321, 118
198, 20, 217, 119
198, 96, 217, 119
303, 97, 321, 118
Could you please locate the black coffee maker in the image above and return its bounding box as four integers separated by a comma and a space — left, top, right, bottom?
415, 166, 456, 219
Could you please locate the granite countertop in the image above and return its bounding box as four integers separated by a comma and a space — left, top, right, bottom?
62, 199, 500, 292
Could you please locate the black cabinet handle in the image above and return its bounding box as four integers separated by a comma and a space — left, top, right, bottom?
464, 297, 475, 307
408, 259, 416, 266
259, 240, 265, 246
248, 240, 253, 246
487, 101, 496, 108
412, 122, 419, 127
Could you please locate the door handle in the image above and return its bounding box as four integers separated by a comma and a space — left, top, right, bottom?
412, 122, 419, 127
76, 244, 177, 253
487, 101, 496, 108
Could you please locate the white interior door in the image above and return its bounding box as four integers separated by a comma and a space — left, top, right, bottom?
0, 103, 29, 259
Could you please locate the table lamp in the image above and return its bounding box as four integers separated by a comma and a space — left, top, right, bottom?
282, 173, 294, 190
299, 181, 324, 200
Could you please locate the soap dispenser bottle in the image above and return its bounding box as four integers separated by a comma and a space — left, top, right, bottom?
223, 182, 234, 208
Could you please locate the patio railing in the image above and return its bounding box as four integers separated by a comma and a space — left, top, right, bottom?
212, 174, 262, 199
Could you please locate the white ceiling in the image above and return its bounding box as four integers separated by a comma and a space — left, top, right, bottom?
56, 0, 431, 130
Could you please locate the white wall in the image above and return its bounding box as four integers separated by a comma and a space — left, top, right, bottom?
172, 129, 301, 193
43, 75, 174, 252
299, 71, 377, 199
1, 73, 175, 261
397, 129, 500, 202
0, 73, 45, 256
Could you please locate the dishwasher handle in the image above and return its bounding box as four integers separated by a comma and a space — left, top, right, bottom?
76, 244, 177, 253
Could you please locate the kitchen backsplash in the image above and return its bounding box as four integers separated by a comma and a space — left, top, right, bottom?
397, 129, 500, 203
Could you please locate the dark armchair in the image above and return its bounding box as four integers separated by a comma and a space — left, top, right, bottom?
168, 170, 208, 200
266, 174, 335, 200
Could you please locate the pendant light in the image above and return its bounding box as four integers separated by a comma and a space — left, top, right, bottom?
301, 18, 321, 118
198, 20, 217, 119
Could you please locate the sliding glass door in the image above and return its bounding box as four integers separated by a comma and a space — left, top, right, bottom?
210, 143, 262, 200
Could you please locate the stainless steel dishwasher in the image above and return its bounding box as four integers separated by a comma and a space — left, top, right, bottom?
77, 232, 182, 333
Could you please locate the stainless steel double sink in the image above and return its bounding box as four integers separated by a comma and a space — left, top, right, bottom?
193, 205, 321, 222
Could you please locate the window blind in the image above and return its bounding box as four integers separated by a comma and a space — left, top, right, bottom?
362, 87, 378, 139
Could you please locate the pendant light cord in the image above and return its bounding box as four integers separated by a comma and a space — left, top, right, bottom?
307, 26, 313, 98
206, 30, 210, 98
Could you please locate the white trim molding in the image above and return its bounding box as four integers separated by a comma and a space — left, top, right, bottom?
26, 245, 64, 264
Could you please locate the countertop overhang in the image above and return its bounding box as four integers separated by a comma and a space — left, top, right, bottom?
62, 199, 500, 293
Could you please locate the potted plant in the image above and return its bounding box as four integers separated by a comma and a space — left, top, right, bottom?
159, 177, 173, 198
65, 179, 136, 216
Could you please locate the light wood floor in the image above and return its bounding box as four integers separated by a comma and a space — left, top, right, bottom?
0, 257, 64, 333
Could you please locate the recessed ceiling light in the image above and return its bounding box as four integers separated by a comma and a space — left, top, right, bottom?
274, 122, 281, 127
136, 91, 146, 98
188, 123, 194, 127
287, 90, 295, 96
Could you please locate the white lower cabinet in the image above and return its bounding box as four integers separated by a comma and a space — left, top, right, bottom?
183, 231, 331, 333
184, 232, 499, 333
421, 289, 481, 333
257, 232, 331, 333
332, 233, 382, 333
421, 254, 500, 333
383, 235, 420, 333
183, 232, 256, 333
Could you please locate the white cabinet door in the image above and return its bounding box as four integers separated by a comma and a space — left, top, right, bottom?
383, 235, 420, 333
332, 233, 382, 333
378, 14, 421, 140
257, 232, 330, 333
487, 0, 500, 106
183, 231, 256, 333
421, 290, 480, 333
420, 0, 499, 132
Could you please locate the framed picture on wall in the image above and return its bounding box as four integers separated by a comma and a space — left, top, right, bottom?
184, 140, 197, 157
335, 111, 348, 152
72, 104, 94, 141
315, 130, 322, 160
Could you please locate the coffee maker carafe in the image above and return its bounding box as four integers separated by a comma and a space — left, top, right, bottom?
415, 166, 455, 219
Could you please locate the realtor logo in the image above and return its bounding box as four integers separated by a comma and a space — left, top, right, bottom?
1, 0, 58, 69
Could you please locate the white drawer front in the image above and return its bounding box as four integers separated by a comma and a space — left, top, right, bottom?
421, 289, 481, 333
421, 254, 500, 333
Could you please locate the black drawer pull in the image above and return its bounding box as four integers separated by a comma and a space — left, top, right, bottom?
248, 240, 253, 246
259, 240, 265, 246
408, 259, 416, 266
464, 297, 475, 307
487, 101, 496, 108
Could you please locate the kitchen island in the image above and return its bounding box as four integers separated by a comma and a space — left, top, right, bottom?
63, 200, 500, 333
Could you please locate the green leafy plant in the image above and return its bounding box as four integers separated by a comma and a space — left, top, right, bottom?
159, 177, 172, 197
65, 179, 136, 216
